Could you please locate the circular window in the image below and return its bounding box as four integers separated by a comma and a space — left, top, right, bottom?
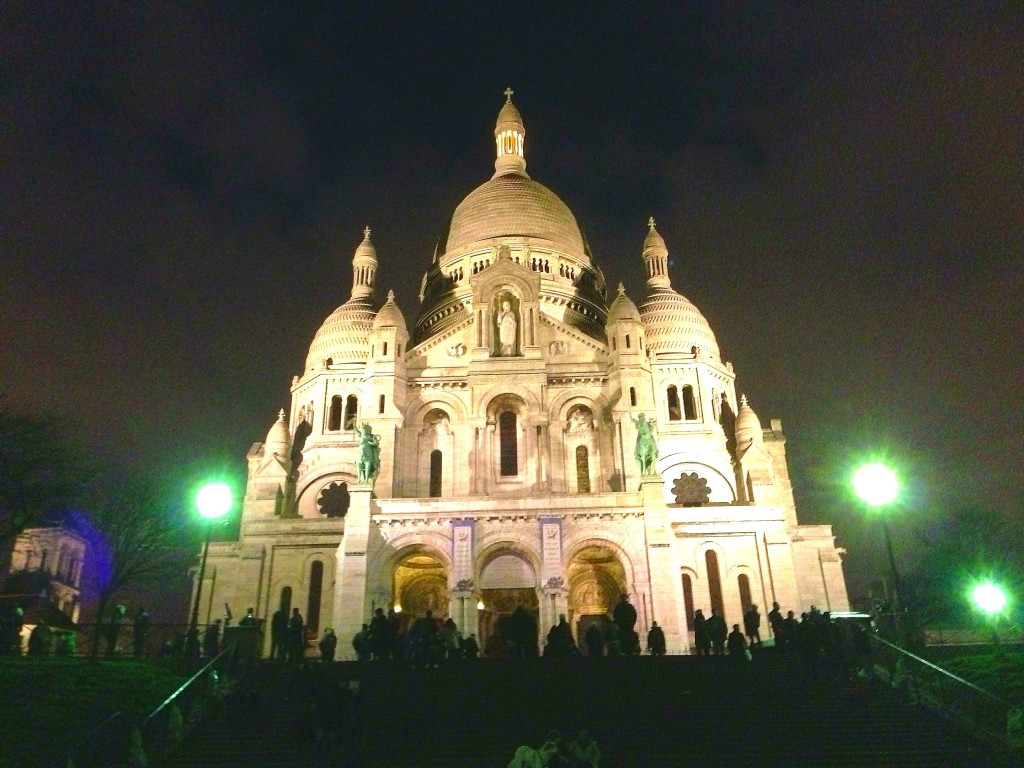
317, 482, 350, 518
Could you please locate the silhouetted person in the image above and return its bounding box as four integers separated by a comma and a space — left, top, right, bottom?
369, 607, 389, 659
728, 623, 748, 661
410, 609, 437, 666
319, 627, 337, 663
203, 619, 221, 658
708, 609, 727, 656
509, 606, 537, 657
484, 631, 506, 658
133, 608, 150, 657
184, 627, 201, 660
647, 621, 666, 655
463, 633, 479, 658
783, 611, 800, 654
28, 620, 51, 656
613, 593, 638, 654
584, 623, 605, 656
352, 624, 370, 661
693, 609, 711, 656
743, 604, 761, 647
570, 729, 601, 767
546, 614, 576, 657
271, 608, 288, 660
239, 607, 256, 626
288, 608, 305, 661
768, 602, 785, 649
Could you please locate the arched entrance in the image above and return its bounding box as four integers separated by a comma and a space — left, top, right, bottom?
568, 545, 628, 652
393, 552, 448, 634
478, 551, 539, 655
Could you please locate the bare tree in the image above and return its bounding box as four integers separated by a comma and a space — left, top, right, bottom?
70, 476, 192, 657
0, 402, 86, 567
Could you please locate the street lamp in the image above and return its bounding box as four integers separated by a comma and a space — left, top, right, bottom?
853, 463, 902, 635
188, 482, 233, 634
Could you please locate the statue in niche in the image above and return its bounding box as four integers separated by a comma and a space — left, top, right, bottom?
496, 296, 518, 356
567, 406, 593, 434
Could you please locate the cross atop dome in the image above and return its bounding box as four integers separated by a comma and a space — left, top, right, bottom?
494, 88, 527, 178
648, 216, 657, 230
363, 226, 371, 239
503, 86, 514, 103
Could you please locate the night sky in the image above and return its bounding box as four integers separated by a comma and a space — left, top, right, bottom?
2, 3, 1020, 599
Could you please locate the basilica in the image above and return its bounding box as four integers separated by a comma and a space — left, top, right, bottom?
195, 92, 849, 655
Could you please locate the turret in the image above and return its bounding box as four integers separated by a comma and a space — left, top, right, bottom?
493, 87, 528, 178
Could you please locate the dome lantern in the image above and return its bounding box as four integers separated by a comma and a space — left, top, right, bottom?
493, 87, 528, 178
351, 226, 377, 299
643, 217, 671, 289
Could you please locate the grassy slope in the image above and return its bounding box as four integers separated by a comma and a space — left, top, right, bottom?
930, 648, 1024, 704
0, 659, 188, 768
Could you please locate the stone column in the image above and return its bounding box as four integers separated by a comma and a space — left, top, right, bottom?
332, 484, 376, 648
640, 477, 689, 653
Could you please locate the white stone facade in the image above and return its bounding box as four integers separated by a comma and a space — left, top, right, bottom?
195, 93, 849, 655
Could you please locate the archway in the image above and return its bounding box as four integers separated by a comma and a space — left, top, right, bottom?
393, 553, 448, 634
478, 551, 539, 655
568, 545, 628, 652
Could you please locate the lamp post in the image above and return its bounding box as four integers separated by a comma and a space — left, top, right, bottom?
853, 463, 902, 636
188, 482, 233, 634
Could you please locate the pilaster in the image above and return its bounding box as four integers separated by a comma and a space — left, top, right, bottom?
332, 484, 379, 643
640, 476, 689, 653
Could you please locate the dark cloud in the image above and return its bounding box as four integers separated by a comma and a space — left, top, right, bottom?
1, 2, 1019, 597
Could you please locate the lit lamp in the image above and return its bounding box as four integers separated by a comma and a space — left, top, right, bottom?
188, 482, 233, 633
972, 582, 1008, 646
853, 463, 902, 634
477, 599, 485, 611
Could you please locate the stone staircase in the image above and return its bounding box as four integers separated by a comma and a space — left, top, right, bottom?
166, 654, 1013, 767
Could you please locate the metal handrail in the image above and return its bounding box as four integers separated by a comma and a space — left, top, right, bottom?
145, 642, 235, 724
870, 634, 1019, 750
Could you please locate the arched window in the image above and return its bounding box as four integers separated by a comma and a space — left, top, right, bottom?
328, 396, 342, 431
629, 387, 637, 407
667, 386, 681, 421
738, 574, 753, 616
575, 445, 591, 493
681, 573, 695, 631
705, 550, 725, 621
383, 342, 388, 356
499, 411, 518, 476
280, 586, 292, 616
344, 395, 358, 430
378, 394, 386, 414
625, 334, 631, 349
611, 337, 617, 351
307, 562, 324, 635
682, 385, 697, 420
429, 450, 443, 497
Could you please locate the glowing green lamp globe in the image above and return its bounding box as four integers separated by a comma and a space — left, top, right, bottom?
196, 482, 232, 520
972, 583, 1007, 615
852, 464, 899, 507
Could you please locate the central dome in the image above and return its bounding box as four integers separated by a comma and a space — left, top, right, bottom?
445, 173, 586, 258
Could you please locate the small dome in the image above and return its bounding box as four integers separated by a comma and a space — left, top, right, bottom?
639, 287, 720, 358
373, 290, 408, 333
354, 230, 377, 262
495, 98, 525, 135
735, 395, 764, 452
607, 283, 641, 324
446, 173, 586, 259
643, 223, 668, 259
265, 410, 291, 456
305, 295, 375, 368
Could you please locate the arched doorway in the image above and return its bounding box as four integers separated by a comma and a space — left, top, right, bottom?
393, 552, 448, 634
478, 551, 539, 655
568, 546, 628, 652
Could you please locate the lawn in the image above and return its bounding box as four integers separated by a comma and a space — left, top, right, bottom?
0, 658, 189, 768
931, 648, 1024, 704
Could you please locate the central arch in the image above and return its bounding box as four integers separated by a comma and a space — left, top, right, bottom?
477, 548, 539, 655
393, 552, 448, 633
568, 545, 628, 651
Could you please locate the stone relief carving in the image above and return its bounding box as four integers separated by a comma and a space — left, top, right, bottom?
566, 405, 593, 433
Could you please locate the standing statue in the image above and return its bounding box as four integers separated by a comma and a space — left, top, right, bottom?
632, 414, 659, 475
356, 424, 381, 483
496, 299, 518, 356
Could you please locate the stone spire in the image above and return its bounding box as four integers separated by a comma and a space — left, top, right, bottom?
493, 87, 528, 178
642, 217, 671, 289
351, 226, 377, 299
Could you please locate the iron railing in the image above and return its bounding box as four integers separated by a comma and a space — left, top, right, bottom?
869, 634, 1021, 753
58, 643, 236, 768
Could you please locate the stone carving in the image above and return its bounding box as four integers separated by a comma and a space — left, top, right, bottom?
496, 299, 518, 356
549, 340, 567, 356
447, 343, 466, 358
356, 424, 381, 483
567, 405, 593, 433
672, 472, 711, 506
631, 414, 659, 475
